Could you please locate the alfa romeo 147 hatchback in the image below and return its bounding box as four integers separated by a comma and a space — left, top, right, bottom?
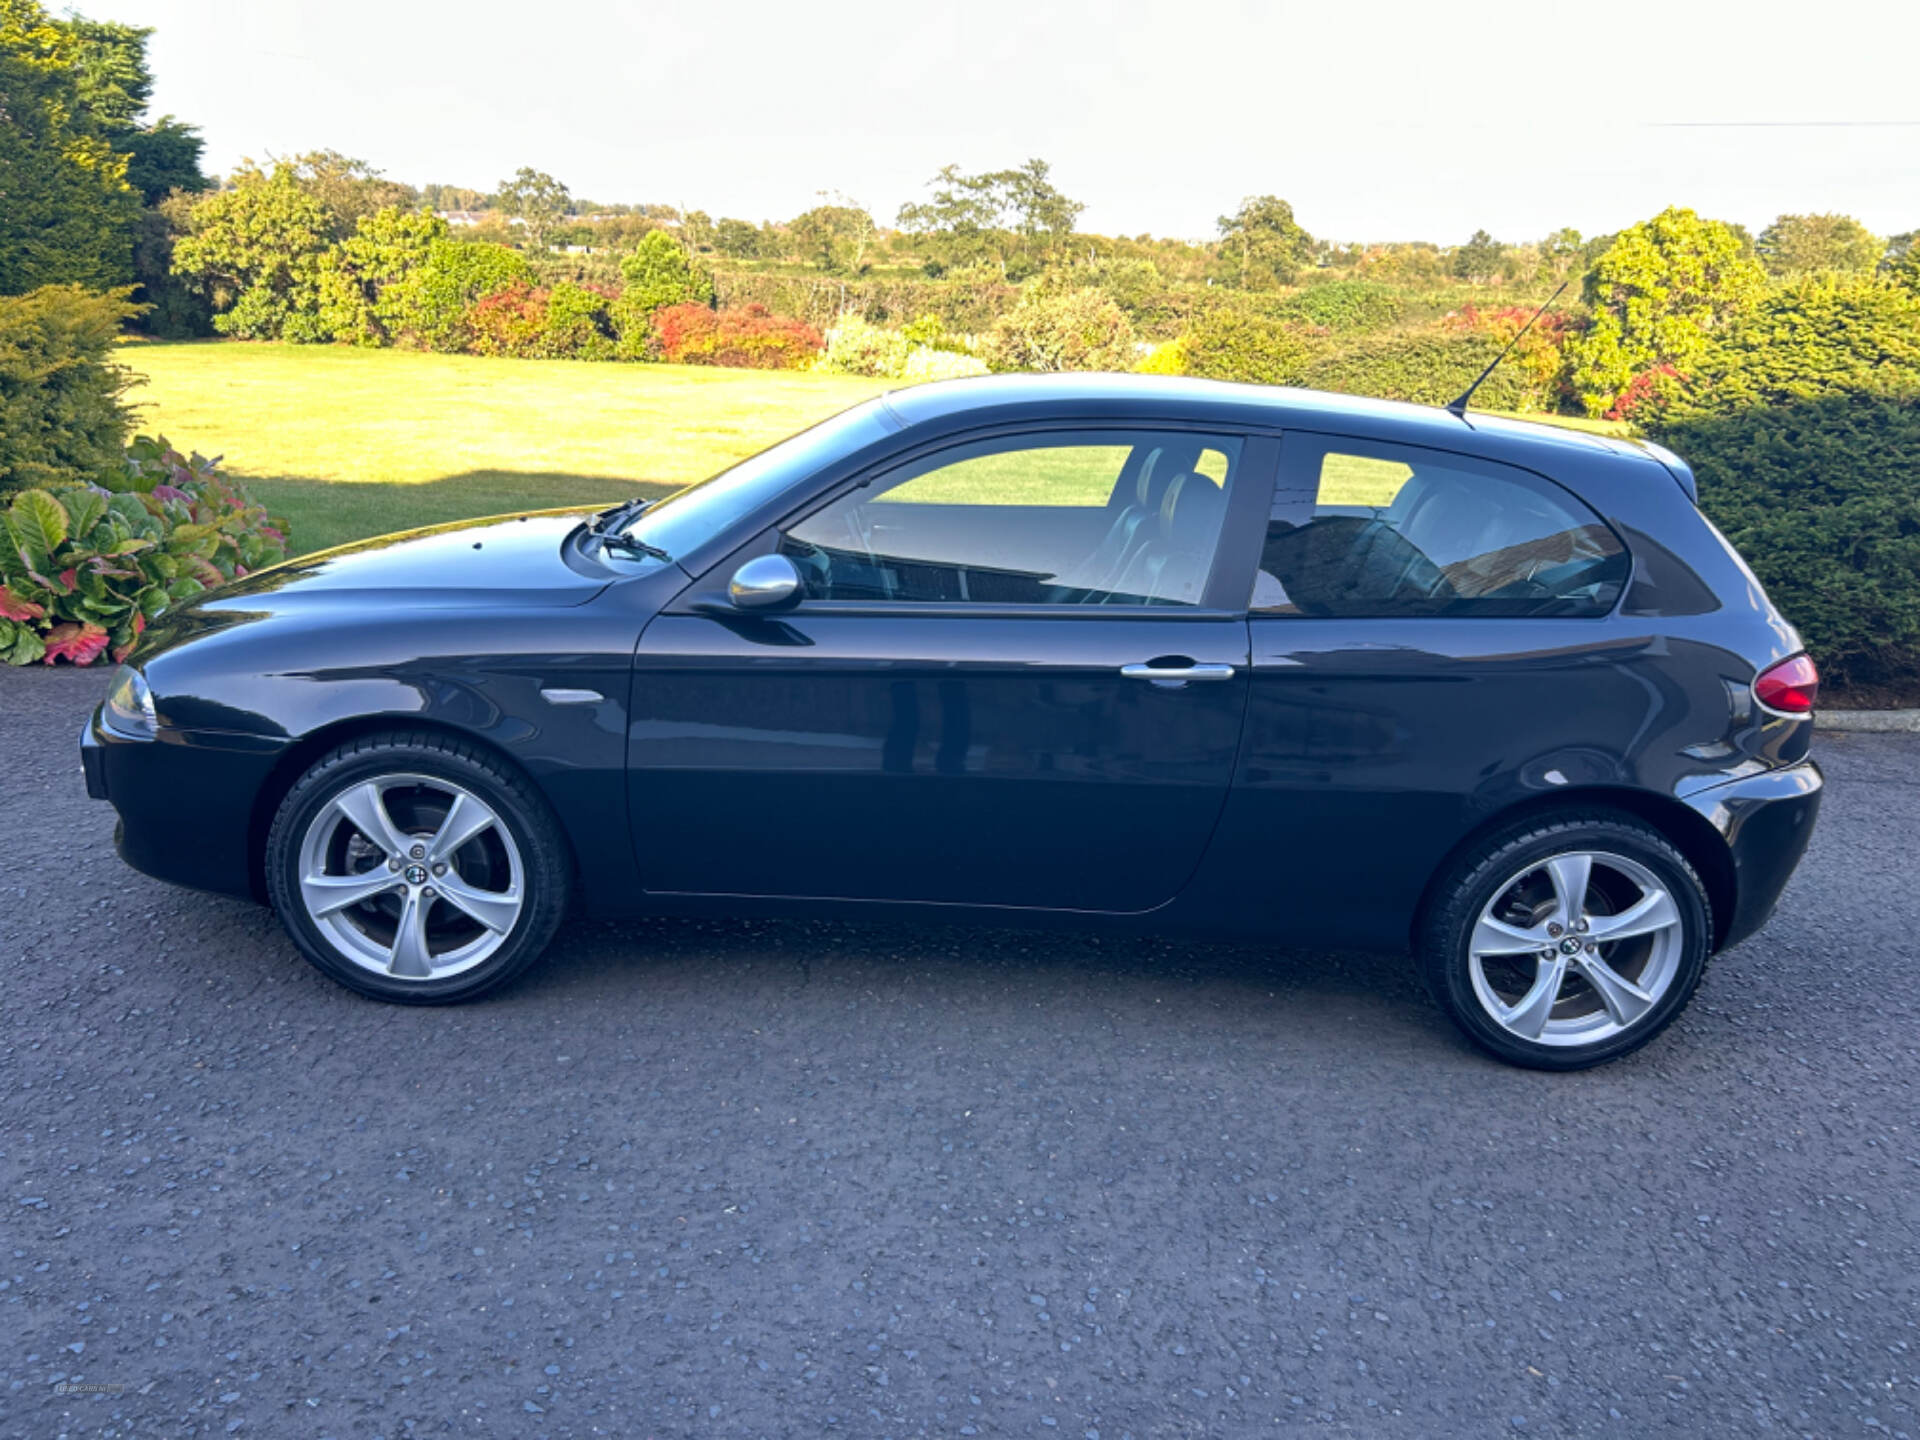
83, 375, 1822, 1069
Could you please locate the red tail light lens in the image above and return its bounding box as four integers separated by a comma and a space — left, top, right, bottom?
1754, 654, 1819, 715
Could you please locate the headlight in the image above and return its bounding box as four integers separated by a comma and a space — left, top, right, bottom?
103, 664, 157, 738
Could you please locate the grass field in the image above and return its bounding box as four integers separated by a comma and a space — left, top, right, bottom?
118, 341, 1627, 555
120, 342, 889, 554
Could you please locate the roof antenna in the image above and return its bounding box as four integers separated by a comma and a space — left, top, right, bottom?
1446, 279, 1570, 419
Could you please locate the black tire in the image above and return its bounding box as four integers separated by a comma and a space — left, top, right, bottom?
265, 730, 571, 1004
1419, 811, 1713, 1071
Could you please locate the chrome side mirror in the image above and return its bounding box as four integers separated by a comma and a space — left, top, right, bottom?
727, 553, 803, 612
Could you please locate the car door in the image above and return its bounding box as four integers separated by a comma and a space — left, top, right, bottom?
626, 425, 1277, 912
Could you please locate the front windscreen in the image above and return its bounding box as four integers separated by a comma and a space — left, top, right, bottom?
620, 400, 896, 562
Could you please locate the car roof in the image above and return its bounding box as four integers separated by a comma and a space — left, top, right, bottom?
880, 373, 1655, 467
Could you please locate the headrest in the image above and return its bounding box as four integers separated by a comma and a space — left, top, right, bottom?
1160, 472, 1227, 544
1136, 449, 1176, 510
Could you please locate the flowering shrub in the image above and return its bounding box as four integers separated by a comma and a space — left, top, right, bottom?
985, 288, 1135, 373
1134, 339, 1189, 376
815, 314, 988, 382
0, 436, 289, 666
900, 347, 988, 383
815, 314, 911, 376
651, 303, 823, 369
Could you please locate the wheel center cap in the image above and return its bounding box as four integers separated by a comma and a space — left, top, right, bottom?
1559, 936, 1582, 955
404, 863, 429, 887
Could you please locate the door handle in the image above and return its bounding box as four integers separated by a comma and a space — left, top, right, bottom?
1120, 662, 1237, 683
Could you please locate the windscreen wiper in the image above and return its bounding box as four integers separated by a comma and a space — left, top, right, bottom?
588, 495, 655, 536
593, 531, 672, 562
582, 496, 670, 561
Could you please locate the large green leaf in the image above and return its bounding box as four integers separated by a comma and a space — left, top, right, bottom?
10, 490, 69, 555
60, 488, 108, 543
106, 493, 151, 530
3, 628, 46, 665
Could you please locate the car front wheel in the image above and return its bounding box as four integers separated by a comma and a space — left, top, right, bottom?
1420, 813, 1713, 1070
265, 731, 571, 1003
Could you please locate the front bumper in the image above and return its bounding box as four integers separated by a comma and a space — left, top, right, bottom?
1682, 758, 1823, 951
83, 705, 289, 901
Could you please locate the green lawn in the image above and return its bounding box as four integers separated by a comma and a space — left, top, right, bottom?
119, 342, 889, 554
117, 341, 1628, 556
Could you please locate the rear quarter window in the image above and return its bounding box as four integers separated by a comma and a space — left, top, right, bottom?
1254, 439, 1630, 619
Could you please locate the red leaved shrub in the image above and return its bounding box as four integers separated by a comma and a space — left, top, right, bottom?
1607, 364, 1684, 422
650, 303, 822, 369
465, 280, 550, 358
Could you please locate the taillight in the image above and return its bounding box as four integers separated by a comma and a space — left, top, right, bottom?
1754, 654, 1819, 715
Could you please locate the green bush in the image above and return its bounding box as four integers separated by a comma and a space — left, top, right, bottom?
1294, 328, 1531, 410
1651, 391, 1920, 689
413, 239, 531, 352
1180, 308, 1324, 385
614, 232, 713, 356
0, 435, 289, 665
1274, 280, 1404, 332
0, 286, 140, 496
170, 162, 334, 341
985, 287, 1134, 372
539, 281, 617, 360
315, 206, 450, 346
1665, 273, 1920, 417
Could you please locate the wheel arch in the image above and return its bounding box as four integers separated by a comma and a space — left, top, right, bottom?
246, 715, 583, 904
1409, 786, 1737, 955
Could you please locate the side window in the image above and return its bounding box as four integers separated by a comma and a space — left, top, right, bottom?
1254, 440, 1628, 618
780, 431, 1243, 607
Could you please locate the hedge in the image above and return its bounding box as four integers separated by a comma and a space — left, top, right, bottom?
1294, 329, 1534, 410
0, 286, 140, 496
1651, 389, 1920, 689
711, 269, 1021, 334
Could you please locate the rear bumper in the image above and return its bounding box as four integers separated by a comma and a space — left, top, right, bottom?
1682, 759, 1823, 951
83, 705, 287, 902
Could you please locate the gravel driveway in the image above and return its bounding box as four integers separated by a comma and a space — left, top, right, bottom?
4, 666, 1917, 1440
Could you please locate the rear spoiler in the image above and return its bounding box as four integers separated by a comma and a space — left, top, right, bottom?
1633, 439, 1698, 505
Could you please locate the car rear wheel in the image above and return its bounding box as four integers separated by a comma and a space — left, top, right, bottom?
1420, 813, 1713, 1070
265, 731, 570, 1003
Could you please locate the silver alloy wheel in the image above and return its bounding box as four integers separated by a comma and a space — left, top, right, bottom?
1467, 849, 1685, 1047
296, 772, 524, 981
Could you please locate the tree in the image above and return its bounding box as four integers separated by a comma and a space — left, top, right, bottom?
1886, 231, 1920, 294
275, 150, 412, 240
494, 167, 571, 251
1216, 195, 1315, 290
0, 0, 138, 292
1540, 227, 1584, 280
788, 194, 875, 274
1564, 206, 1768, 416
1450, 229, 1506, 284
713, 218, 760, 258
172, 163, 335, 340
680, 210, 714, 252
897, 160, 1084, 277
1756, 213, 1884, 275
63, 16, 208, 204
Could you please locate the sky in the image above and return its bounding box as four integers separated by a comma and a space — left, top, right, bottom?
109, 0, 1920, 245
